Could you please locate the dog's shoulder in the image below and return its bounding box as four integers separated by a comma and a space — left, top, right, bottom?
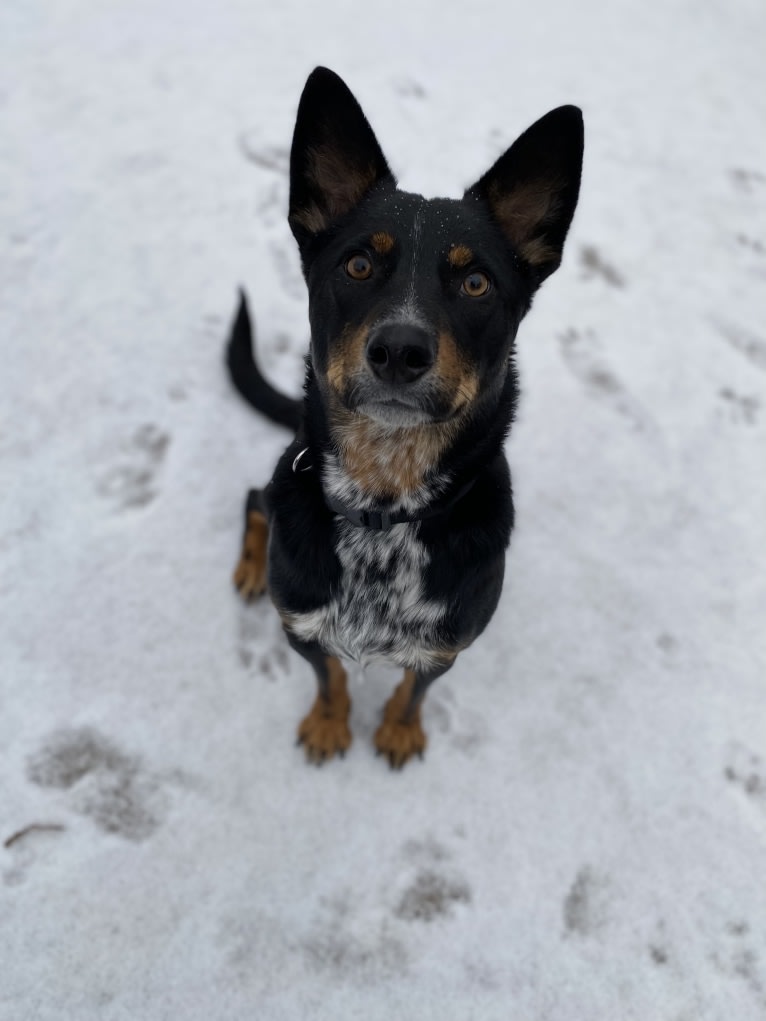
266, 441, 342, 614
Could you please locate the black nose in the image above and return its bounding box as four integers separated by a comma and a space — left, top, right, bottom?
365, 324, 436, 384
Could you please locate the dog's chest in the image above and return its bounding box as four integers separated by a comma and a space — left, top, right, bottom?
288, 519, 447, 670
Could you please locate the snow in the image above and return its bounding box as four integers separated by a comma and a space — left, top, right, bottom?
1, 1, 765, 1017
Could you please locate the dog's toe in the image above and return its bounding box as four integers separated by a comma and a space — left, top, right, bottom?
374, 718, 427, 769
233, 554, 267, 600
297, 702, 352, 763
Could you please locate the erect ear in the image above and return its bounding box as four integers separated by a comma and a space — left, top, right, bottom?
288, 67, 395, 246
465, 106, 584, 283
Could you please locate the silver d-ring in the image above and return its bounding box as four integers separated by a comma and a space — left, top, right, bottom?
292, 446, 312, 473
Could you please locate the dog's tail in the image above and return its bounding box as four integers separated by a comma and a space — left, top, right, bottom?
225, 289, 302, 432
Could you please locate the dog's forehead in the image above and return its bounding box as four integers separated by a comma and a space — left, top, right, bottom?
364, 190, 495, 254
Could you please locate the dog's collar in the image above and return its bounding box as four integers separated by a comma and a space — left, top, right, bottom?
292, 446, 476, 531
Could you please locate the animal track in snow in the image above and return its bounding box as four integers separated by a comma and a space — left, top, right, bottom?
728, 167, 766, 194
562, 865, 613, 937
710, 919, 766, 1010
736, 233, 765, 256
394, 834, 472, 923
96, 424, 170, 510
302, 887, 409, 979
578, 244, 626, 288
27, 727, 173, 841
724, 742, 766, 813
557, 328, 654, 432
427, 689, 488, 757
392, 76, 427, 100
238, 133, 289, 174
711, 318, 766, 372
395, 869, 472, 922
718, 387, 760, 425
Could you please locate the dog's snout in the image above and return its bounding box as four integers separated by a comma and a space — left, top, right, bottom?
365, 324, 436, 385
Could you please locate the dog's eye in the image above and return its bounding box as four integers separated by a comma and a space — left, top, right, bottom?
345, 254, 373, 281
461, 272, 491, 297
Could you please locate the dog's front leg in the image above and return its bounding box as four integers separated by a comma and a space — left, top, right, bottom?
287, 633, 352, 764
375, 657, 456, 769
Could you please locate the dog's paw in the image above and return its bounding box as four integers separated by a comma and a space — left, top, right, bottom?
232, 510, 268, 600
297, 702, 352, 765
233, 553, 267, 600
374, 718, 427, 770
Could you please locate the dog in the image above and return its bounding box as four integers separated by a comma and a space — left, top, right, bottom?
227, 67, 583, 767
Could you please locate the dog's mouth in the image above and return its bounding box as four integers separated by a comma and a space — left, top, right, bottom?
328, 365, 473, 428
357, 397, 435, 427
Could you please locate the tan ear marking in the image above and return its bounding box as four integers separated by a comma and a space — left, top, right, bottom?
310, 144, 378, 219
488, 178, 565, 267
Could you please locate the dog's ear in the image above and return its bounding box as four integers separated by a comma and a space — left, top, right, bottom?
465, 106, 583, 282
288, 67, 395, 246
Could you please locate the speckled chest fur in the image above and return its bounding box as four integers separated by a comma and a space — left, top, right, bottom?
286, 517, 446, 670
286, 453, 449, 670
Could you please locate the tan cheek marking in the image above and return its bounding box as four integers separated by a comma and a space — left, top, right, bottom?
435, 331, 479, 412
448, 244, 474, 268
371, 231, 395, 255
326, 325, 370, 395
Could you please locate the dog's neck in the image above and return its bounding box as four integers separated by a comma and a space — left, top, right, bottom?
325, 404, 459, 507
302, 363, 517, 513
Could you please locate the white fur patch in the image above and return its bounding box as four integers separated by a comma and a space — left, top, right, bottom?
287, 516, 449, 671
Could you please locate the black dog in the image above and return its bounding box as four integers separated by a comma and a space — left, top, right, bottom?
228, 68, 583, 767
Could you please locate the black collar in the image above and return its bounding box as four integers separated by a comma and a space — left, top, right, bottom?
292, 446, 477, 531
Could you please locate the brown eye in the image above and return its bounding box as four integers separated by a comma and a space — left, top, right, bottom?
345, 254, 373, 280
462, 271, 491, 297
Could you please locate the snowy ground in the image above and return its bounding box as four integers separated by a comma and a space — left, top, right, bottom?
2, 1, 765, 1018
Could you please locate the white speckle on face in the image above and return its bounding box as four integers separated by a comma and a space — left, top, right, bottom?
405, 203, 425, 313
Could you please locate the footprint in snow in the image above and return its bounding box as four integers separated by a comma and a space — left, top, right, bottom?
96, 424, 170, 510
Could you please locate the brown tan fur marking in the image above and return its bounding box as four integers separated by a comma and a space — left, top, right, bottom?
233, 510, 268, 599
371, 230, 395, 255
488, 178, 564, 267
448, 243, 474, 268
331, 404, 459, 501
374, 670, 426, 768
297, 656, 352, 762
435, 330, 480, 414
290, 203, 329, 235
290, 146, 379, 235
326, 323, 371, 396
327, 329, 478, 500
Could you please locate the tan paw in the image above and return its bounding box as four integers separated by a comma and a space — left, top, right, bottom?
297, 658, 352, 764
374, 717, 427, 769
233, 510, 268, 600
297, 707, 352, 764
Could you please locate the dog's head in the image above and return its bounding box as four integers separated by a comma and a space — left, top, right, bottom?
289, 67, 583, 430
